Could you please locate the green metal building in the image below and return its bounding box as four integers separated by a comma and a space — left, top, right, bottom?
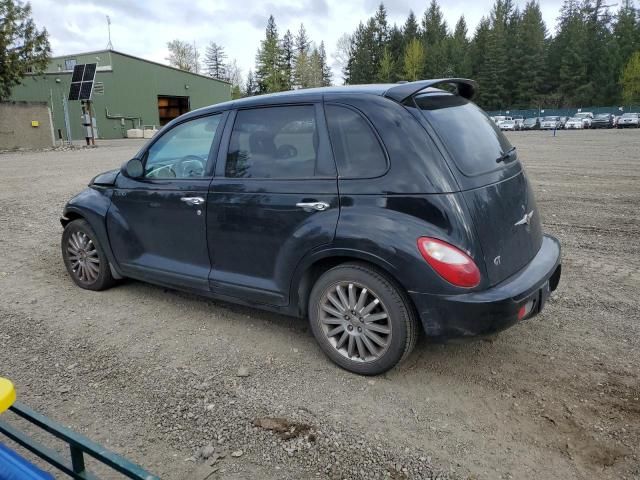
9, 49, 231, 140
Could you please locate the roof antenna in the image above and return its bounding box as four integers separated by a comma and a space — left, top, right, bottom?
106, 15, 114, 50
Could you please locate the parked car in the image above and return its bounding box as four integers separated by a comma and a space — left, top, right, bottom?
60, 79, 561, 375
564, 117, 584, 129
574, 112, 594, 128
521, 117, 541, 130
493, 115, 512, 124
499, 119, 517, 131
540, 116, 561, 130
591, 113, 614, 129
617, 112, 640, 128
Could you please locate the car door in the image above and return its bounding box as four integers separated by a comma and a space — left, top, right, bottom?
107, 112, 226, 291
207, 103, 339, 306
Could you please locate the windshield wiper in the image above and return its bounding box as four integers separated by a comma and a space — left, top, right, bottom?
496, 146, 517, 163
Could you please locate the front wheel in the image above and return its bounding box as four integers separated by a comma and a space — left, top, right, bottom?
308, 262, 418, 375
61, 219, 115, 291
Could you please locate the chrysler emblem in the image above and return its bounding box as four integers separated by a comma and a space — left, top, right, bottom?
515, 210, 534, 226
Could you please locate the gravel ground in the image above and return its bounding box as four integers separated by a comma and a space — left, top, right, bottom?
0, 129, 639, 480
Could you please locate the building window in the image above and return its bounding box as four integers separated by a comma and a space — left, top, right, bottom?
64, 59, 77, 71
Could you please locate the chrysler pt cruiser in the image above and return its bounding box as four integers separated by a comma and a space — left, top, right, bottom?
61, 79, 561, 375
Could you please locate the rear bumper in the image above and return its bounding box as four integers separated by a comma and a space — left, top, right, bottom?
410, 235, 561, 339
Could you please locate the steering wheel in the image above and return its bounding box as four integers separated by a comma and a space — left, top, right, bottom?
175, 155, 205, 177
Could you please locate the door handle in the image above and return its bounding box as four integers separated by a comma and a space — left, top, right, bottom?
180, 196, 205, 206
296, 202, 330, 211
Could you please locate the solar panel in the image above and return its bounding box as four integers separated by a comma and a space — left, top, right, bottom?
68, 63, 97, 101
79, 81, 93, 100
82, 63, 96, 81
68, 82, 81, 101
71, 64, 85, 82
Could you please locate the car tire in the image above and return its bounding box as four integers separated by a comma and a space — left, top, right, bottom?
308, 262, 418, 375
61, 219, 116, 291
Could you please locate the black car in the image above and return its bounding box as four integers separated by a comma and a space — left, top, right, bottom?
591, 113, 614, 129
60, 79, 561, 375
521, 117, 540, 130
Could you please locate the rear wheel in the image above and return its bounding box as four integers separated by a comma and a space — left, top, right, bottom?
61, 219, 115, 291
308, 262, 418, 375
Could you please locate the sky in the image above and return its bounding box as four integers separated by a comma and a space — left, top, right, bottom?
29, 0, 564, 83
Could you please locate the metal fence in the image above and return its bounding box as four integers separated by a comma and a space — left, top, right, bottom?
487, 105, 640, 118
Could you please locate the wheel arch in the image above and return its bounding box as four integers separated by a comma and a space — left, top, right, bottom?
290, 249, 417, 320
60, 191, 123, 278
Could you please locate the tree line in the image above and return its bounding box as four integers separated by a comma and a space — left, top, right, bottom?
166, 0, 639, 109
342, 0, 640, 109
166, 16, 331, 99
3, 0, 639, 108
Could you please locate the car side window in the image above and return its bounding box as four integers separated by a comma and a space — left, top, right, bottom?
144, 114, 222, 179
225, 106, 318, 179
325, 104, 387, 178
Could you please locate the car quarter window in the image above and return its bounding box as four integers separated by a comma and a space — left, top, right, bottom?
144, 114, 222, 179
324, 104, 387, 178
225, 105, 321, 179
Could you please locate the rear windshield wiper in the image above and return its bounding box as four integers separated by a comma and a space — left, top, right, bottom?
496, 146, 517, 164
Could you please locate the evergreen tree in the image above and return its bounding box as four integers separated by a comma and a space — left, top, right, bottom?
203, 42, 227, 80
387, 25, 405, 81
582, 0, 618, 105
471, 17, 502, 109
403, 10, 420, 44
318, 41, 332, 86
281, 29, 295, 89
614, 0, 639, 70
345, 21, 378, 83
372, 4, 390, 73
512, 1, 547, 108
245, 70, 257, 96
421, 0, 449, 77
293, 23, 311, 88
448, 16, 471, 78
255, 15, 286, 93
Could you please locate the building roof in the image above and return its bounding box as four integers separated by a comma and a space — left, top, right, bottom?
49, 49, 231, 85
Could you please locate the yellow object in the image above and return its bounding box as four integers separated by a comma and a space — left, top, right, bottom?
31, 120, 39, 127
0, 378, 16, 413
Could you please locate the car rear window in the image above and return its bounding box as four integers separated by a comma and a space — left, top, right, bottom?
325, 104, 387, 178
414, 93, 514, 177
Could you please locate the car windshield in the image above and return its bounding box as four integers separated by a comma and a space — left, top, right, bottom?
569, 117, 581, 121
523, 118, 536, 124
621, 113, 638, 118
503, 120, 515, 125
575, 113, 590, 117
595, 114, 609, 119
544, 116, 558, 121
414, 93, 514, 177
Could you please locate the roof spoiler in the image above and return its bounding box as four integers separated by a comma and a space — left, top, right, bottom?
383, 78, 477, 103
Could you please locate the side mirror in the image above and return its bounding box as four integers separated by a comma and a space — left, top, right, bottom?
122, 158, 144, 178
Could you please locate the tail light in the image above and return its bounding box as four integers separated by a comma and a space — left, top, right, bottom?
417, 237, 481, 288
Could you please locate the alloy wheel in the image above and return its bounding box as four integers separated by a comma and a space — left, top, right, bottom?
67, 231, 100, 283
318, 282, 392, 362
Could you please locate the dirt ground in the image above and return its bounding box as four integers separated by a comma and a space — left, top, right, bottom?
0, 129, 638, 480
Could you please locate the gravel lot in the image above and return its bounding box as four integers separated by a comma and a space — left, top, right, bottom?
1, 129, 639, 480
